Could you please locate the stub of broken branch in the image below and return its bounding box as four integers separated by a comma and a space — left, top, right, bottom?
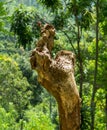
30, 24, 81, 130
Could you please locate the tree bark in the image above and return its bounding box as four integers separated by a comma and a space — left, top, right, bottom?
90, 0, 99, 129
30, 24, 81, 130
76, 22, 83, 99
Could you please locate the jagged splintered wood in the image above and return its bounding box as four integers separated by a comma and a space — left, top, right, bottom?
30, 23, 81, 130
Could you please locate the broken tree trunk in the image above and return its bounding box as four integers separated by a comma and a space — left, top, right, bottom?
30, 24, 81, 130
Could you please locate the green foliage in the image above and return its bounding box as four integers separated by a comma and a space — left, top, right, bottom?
52, 12, 67, 30
13, 53, 43, 105
80, 38, 107, 129
0, 103, 56, 130
11, 5, 35, 49
11, 4, 51, 49
95, 88, 106, 130
0, 54, 32, 117
0, 104, 19, 130
0, 1, 7, 32
99, 1, 107, 35
37, 0, 62, 11
23, 105, 55, 130
0, 0, 107, 130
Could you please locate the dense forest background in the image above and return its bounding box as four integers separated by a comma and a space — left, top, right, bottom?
0, 0, 107, 130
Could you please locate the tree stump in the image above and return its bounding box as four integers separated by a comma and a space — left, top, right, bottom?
30, 24, 81, 130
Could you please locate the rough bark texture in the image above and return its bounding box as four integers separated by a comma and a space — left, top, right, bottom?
30, 24, 81, 130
